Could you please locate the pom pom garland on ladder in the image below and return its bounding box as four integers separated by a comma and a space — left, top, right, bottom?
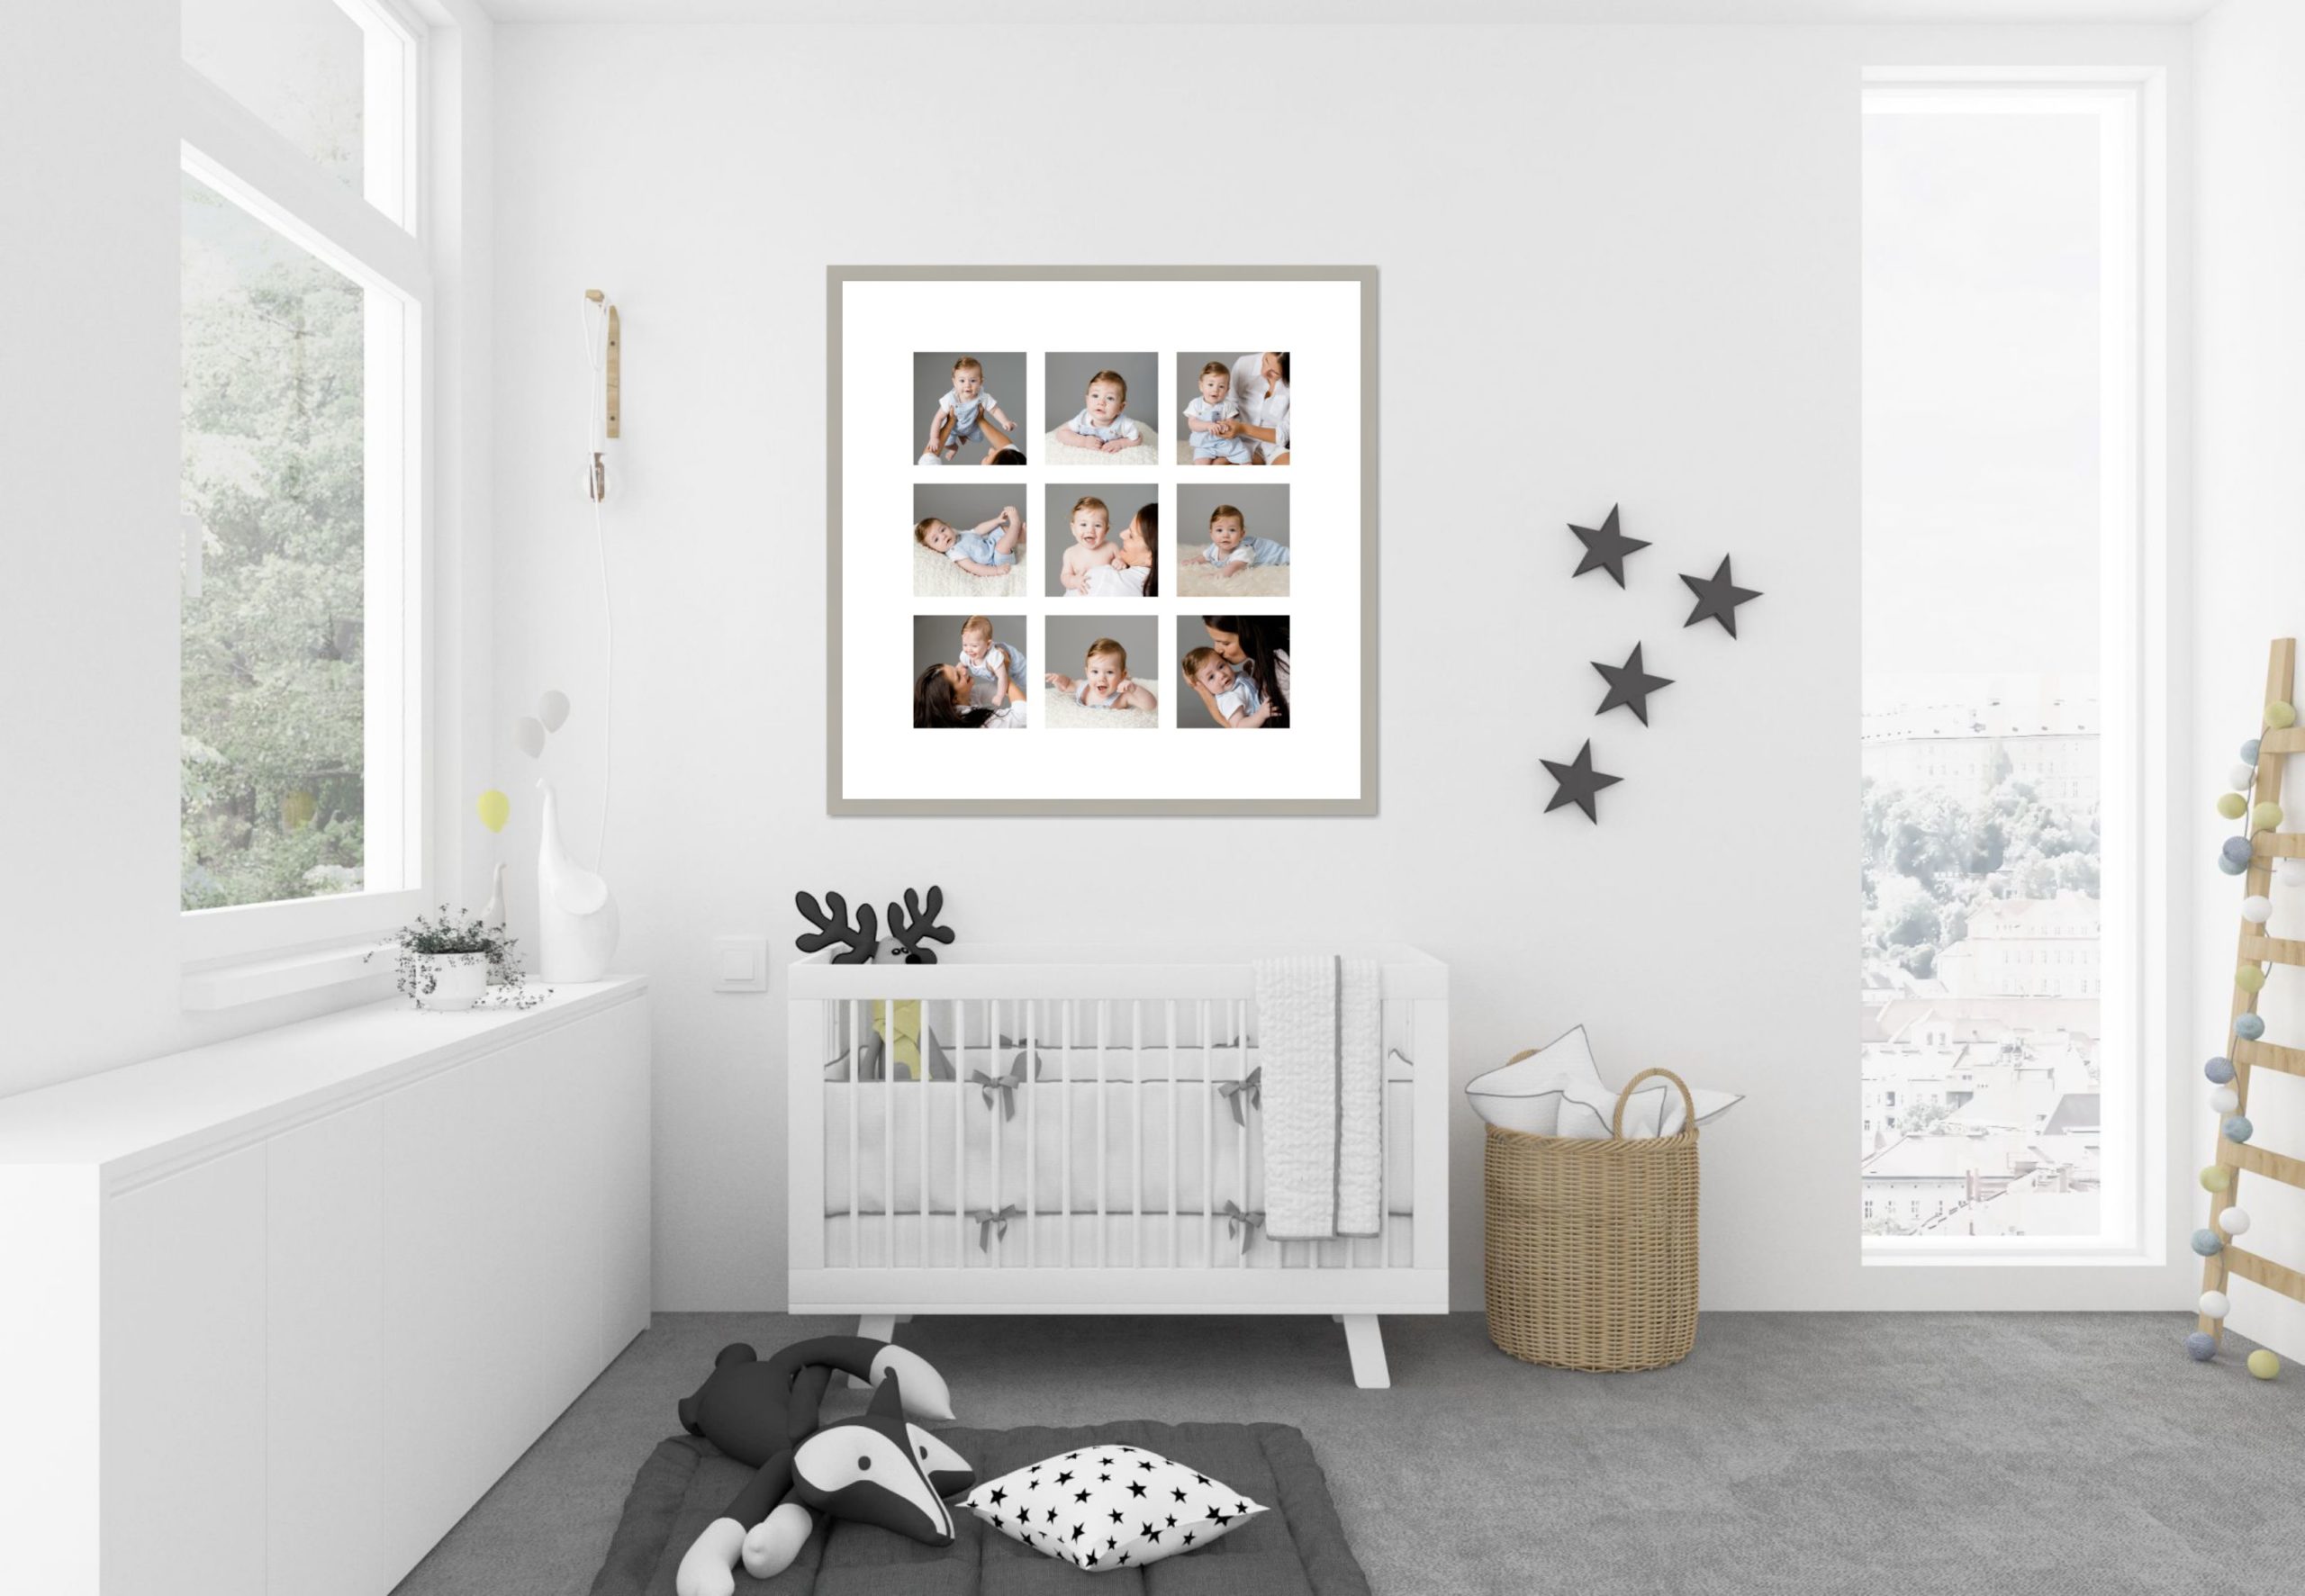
2194, 637, 2305, 1379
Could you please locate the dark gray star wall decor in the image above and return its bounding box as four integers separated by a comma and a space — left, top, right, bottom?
1545, 502, 1766, 825
1593, 644, 1673, 725
1679, 555, 1763, 636
1568, 504, 1650, 588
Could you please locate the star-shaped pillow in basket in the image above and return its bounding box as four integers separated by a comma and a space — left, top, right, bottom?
961, 1443, 1266, 1573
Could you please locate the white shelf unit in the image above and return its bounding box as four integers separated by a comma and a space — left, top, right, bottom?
0, 978, 652, 1596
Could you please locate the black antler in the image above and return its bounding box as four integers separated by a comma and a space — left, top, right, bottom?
795, 890, 878, 964
885, 886, 953, 965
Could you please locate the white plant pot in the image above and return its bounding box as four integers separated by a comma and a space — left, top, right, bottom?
414, 951, 491, 1011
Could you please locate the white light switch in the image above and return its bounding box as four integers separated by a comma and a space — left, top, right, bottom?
713, 935, 769, 992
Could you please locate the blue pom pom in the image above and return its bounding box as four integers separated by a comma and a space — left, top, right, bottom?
2243, 739, 2264, 765
2221, 854, 2250, 876
2237, 1014, 2266, 1042
2207, 1056, 2237, 1084
2226, 1115, 2255, 1145
2193, 1228, 2225, 1257
2188, 1331, 2219, 1361
2225, 836, 2255, 866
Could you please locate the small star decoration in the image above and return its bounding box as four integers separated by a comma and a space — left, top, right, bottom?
1568, 504, 1650, 588
1679, 555, 1762, 636
1593, 644, 1673, 725
1541, 741, 1622, 824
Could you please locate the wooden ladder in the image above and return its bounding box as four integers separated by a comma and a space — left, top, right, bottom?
2202, 637, 2305, 1335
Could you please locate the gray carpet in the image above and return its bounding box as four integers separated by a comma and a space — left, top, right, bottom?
393, 1312, 2300, 1596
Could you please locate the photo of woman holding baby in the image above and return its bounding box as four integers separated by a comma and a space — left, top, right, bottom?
1046, 488, 1160, 600
1180, 614, 1291, 729
1175, 350, 1290, 466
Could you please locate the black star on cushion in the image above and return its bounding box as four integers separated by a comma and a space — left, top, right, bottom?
1541, 740, 1622, 824
1172, 1488, 1188, 1502
1206, 1505, 1224, 1522
1182, 1532, 1198, 1546
1055, 1471, 1073, 1485
1137, 1461, 1155, 1472
1679, 555, 1761, 636
1127, 1482, 1146, 1497
1109, 1509, 1124, 1524
1568, 504, 1650, 588
1073, 1489, 1089, 1503
989, 1487, 1006, 1506
1592, 643, 1673, 725
1071, 1523, 1084, 1541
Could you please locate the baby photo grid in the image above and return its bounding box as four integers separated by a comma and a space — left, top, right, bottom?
831, 268, 1373, 813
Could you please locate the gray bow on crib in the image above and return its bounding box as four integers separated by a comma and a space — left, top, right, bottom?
970, 1204, 1021, 1252
1221, 1200, 1266, 1251
970, 1059, 1026, 1120
1217, 1067, 1262, 1127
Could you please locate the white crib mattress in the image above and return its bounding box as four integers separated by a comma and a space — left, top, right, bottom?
819, 1078, 1416, 1219
820, 1210, 1418, 1272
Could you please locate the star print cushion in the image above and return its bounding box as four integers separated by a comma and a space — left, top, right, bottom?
961, 1442, 1267, 1573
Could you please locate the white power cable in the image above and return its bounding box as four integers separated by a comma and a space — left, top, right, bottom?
578, 296, 614, 873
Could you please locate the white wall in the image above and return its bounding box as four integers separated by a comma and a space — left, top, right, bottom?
493, 20, 2198, 1314
2192, 0, 2305, 1361
0, 3, 495, 1099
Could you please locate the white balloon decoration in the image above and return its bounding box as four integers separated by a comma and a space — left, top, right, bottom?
2230, 763, 2260, 792
514, 716, 547, 758
2201, 1290, 2231, 1320
2220, 1207, 2253, 1237
2211, 1087, 2241, 1114
2243, 895, 2274, 924
539, 689, 572, 732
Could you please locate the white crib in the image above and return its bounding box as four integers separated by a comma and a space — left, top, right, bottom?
786, 944, 1449, 1388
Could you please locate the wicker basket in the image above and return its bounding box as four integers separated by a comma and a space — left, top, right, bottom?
1484, 1065, 1700, 1372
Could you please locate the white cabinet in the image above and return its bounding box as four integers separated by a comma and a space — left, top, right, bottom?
0, 978, 651, 1596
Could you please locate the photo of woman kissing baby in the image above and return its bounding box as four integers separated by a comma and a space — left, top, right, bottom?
1177, 613, 1290, 729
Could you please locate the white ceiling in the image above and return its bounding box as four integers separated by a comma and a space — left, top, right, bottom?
477, 0, 2219, 23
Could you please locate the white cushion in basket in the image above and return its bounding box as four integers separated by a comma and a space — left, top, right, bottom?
1467, 1025, 1742, 1139
962, 1443, 1264, 1573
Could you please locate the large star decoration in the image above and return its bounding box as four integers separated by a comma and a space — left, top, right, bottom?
1679, 556, 1762, 636
1568, 504, 1650, 588
1541, 740, 1622, 824
1592, 644, 1673, 725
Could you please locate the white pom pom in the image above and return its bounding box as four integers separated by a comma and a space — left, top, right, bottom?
2221, 1207, 2253, 1237
2231, 763, 2260, 792
2201, 1290, 2231, 1320
2243, 895, 2274, 924
2211, 1087, 2241, 1114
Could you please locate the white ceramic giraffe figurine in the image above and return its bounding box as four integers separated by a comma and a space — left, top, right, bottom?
537, 780, 619, 981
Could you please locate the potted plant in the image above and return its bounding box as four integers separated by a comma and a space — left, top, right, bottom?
375, 907, 541, 1012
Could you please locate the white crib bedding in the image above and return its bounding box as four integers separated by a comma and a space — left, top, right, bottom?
820, 1078, 1415, 1219
821, 1210, 1416, 1272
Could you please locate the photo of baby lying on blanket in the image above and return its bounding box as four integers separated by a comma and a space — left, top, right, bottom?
913, 350, 1024, 465
1044, 614, 1158, 731
913, 484, 1029, 598
1179, 614, 1290, 730
1043, 351, 1161, 464
1176, 483, 1289, 599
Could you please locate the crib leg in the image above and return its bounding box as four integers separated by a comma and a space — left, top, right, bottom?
848, 1313, 908, 1388
1341, 1314, 1390, 1390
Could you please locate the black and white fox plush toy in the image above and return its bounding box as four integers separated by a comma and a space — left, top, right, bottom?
673, 1336, 974, 1596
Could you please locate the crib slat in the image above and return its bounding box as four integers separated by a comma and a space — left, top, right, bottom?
1236, 998, 1250, 1270
1167, 998, 1180, 1269
919, 997, 932, 1266
1026, 996, 1037, 1268
989, 997, 1003, 1268
1062, 999, 1073, 1269
882, 998, 895, 1269
1202, 998, 1216, 1270
847, 998, 861, 1272
954, 996, 967, 1268
1096, 1000, 1107, 1269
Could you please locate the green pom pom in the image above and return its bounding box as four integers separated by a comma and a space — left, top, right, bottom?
2219, 792, 2249, 820
2238, 965, 2268, 993
2255, 801, 2285, 831
2251, 1349, 2282, 1379
2269, 700, 2298, 730
2201, 1165, 2232, 1193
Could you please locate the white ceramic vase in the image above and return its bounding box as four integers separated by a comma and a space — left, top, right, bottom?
537, 779, 619, 983
415, 951, 491, 1011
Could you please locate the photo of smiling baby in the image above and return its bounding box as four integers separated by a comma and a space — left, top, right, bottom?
1177, 614, 1291, 730
1044, 483, 1158, 600
1044, 614, 1158, 731
1176, 482, 1289, 598
913, 350, 1024, 465
1044, 351, 1160, 464
911, 613, 1029, 729
913, 483, 1030, 598
1174, 350, 1289, 466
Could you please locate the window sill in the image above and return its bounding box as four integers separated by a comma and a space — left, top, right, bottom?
181, 938, 396, 1011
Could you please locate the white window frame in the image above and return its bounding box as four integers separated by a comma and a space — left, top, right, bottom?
1859, 68, 2172, 1266
177, 0, 435, 989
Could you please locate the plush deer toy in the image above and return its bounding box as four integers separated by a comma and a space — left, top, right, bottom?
673, 1337, 973, 1596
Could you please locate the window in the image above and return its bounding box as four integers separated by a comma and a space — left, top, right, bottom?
1860, 74, 2162, 1257
179, 0, 428, 968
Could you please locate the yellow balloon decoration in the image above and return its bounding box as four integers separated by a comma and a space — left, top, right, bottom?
475, 789, 511, 834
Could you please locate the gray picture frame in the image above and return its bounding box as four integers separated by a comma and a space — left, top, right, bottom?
827, 264, 1378, 816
